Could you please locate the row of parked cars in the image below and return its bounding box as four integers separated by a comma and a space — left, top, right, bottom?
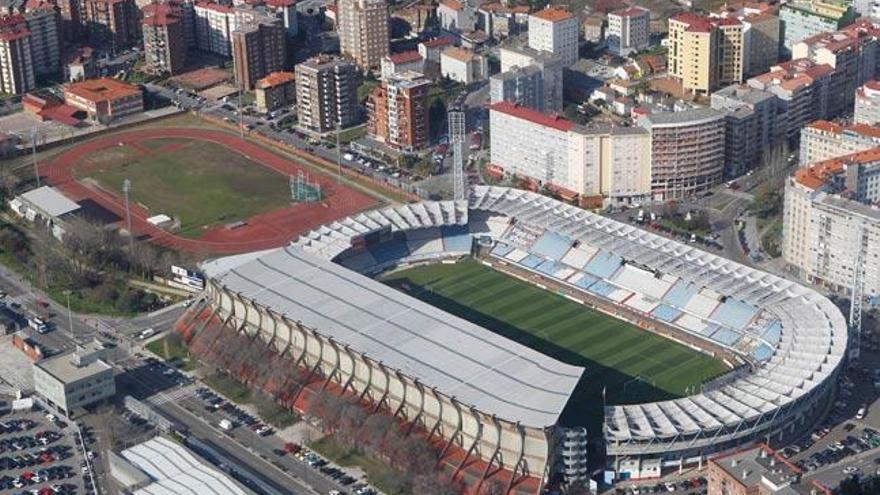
293, 449, 377, 495
616, 477, 707, 495
195, 387, 274, 436
794, 426, 880, 474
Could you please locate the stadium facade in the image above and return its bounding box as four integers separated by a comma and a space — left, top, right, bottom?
195, 186, 847, 487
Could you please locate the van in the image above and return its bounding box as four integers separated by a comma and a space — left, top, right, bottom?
139, 328, 156, 340
219, 419, 233, 431
857, 406, 867, 420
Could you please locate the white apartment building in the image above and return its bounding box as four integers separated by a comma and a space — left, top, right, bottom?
784, 149, 880, 296
499, 43, 563, 112
799, 120, 880, 166
606, 6, 650, 57
440, 46, 487, 84
0, 15, 34, 95
194, 2, 236, 56
437, 0, 475, 33
528, 7, 578, 67
489, 101, 651, 203
855, 80, 880, 126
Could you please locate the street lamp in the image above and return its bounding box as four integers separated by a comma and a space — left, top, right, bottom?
64, 290, 74, 340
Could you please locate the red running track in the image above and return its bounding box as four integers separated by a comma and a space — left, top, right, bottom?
43, 128, 378, 255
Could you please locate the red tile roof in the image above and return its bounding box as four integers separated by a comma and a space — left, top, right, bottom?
195, 2, 233, 14
387, 50, 423, 65
64, 77, 141, 103
142, 4, 179, 26
531, 6, 574, 22
795, 147, 880, 189
489, 101, 574, 132
421, 36, 455, 48
439, 0, 463, 10
256, 71, 295, 88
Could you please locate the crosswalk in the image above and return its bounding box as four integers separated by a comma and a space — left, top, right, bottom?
146, 384, 195, 406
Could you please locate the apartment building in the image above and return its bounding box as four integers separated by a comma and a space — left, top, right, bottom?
8, 3, 60, 78
784, 148, 880, 296
255, 70, 295, 113
711, 3, 780, 77
56, 0, 81, 41
708, 445, 831, 495
366, 71, 430, 152
748, 59, 834, 142
437, 0, 475, 33
295, 55, 359, 133
0, 14, 34, 95
83, 0, 140, 51
499, 42, 563, 112
528, 7, 578, 67
711, 84, 785, 177
637, 108, 726, 199
792, 21, 880, 118
489, 64, 544, 111
799, 120, 880, 166
606, 6, 649, 57
337, 0, 389, 69
440, 46, 487, 84
142, 3, 186, 75
477, 3, 529, 40
63, 77, 143, 124
856, 80, 880, 126
488, 101, 652, 204
668, 12, 744, 95
232, 18, 286, 90
64, 46, 97, 81
264, 0, 297, 37
194, 2, 235, 56
779, 0, 853, 56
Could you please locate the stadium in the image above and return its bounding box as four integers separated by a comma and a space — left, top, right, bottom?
186, 186, 847, 490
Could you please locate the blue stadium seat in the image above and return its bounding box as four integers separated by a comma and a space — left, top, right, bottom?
574, 273, 598, 290
760, 320, 783, 347
583, 251, 623, 279
369, 239, 410, 264
751, 343, 774, 362
711, 299, 759, 330
491, 243, 515, 257
520, 254, 544, 269
663, 280, 700, 308
537, 260, 559, 276
587, 280, 615, 298
441, 225, 472, 253
530, 232, 573, 261
651, 304, 682, 323
710, 327, 743, 347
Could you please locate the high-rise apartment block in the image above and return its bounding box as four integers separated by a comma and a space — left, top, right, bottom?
605, 6, 649, 57
488, 101, 652, 205
499, 43, 563, 112
784, 148, 880, 296
792, 20, 880, 119
711, 84, 785, 177
232, 18, 286, 90
637, 108, 726, 199
0, 14, 34, 94
779, 0, 853, 56
366, 71, 430, 152
799, 120, 880, 166
295, 55, 360, 133
747, 59, 834, 142
489, 65, 544, 111
338, 0, 389, 69
83, 0, 140, 52
711, 3, 780, 77
142, 3, 186, 75
528, 7, 578, 67
855, 80, 880, 126
56, 0, 82, 41
668, 12, 744, 95
194, 2, 235, 56
1, 0, 63, 77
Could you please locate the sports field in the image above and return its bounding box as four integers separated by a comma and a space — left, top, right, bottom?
74, 138, 292, 238
381, 260, 729, 426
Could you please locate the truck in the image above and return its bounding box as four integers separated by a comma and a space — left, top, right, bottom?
218, 419, 233, 431
28, 316, 50, 334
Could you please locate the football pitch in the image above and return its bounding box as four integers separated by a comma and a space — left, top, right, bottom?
381, 260, 729, 426
74, 138, 292, 238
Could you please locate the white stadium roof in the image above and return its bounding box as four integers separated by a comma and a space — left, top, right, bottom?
212, 246, 585, 428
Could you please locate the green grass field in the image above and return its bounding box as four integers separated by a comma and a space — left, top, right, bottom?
76, 139, 292, 238
381, 260, 729, 428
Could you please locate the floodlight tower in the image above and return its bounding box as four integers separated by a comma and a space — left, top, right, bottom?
849, 221, 867, 361
123, 179, 134, 253
30, 127, 40, 187
448, 106, 465, 201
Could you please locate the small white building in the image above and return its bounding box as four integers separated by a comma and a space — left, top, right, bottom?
437, 0, 476, 33
855, 80, 880, 126
9, 186, 81, 240
33, 340, 115, 417
440, 46, 488, 84
381, 51, 425, 79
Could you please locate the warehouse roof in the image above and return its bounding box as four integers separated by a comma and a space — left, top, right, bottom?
213, 247, 584, 428
17, 186, 80, 218
122, 436, 246, 495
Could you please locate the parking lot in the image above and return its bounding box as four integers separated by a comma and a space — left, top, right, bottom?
0, 403, 92, 495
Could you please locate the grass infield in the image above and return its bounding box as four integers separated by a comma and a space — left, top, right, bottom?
381, 260, 728, 427
75, 138, 292, 238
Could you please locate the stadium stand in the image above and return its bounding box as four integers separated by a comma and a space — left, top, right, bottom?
240, 186, 846, 479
